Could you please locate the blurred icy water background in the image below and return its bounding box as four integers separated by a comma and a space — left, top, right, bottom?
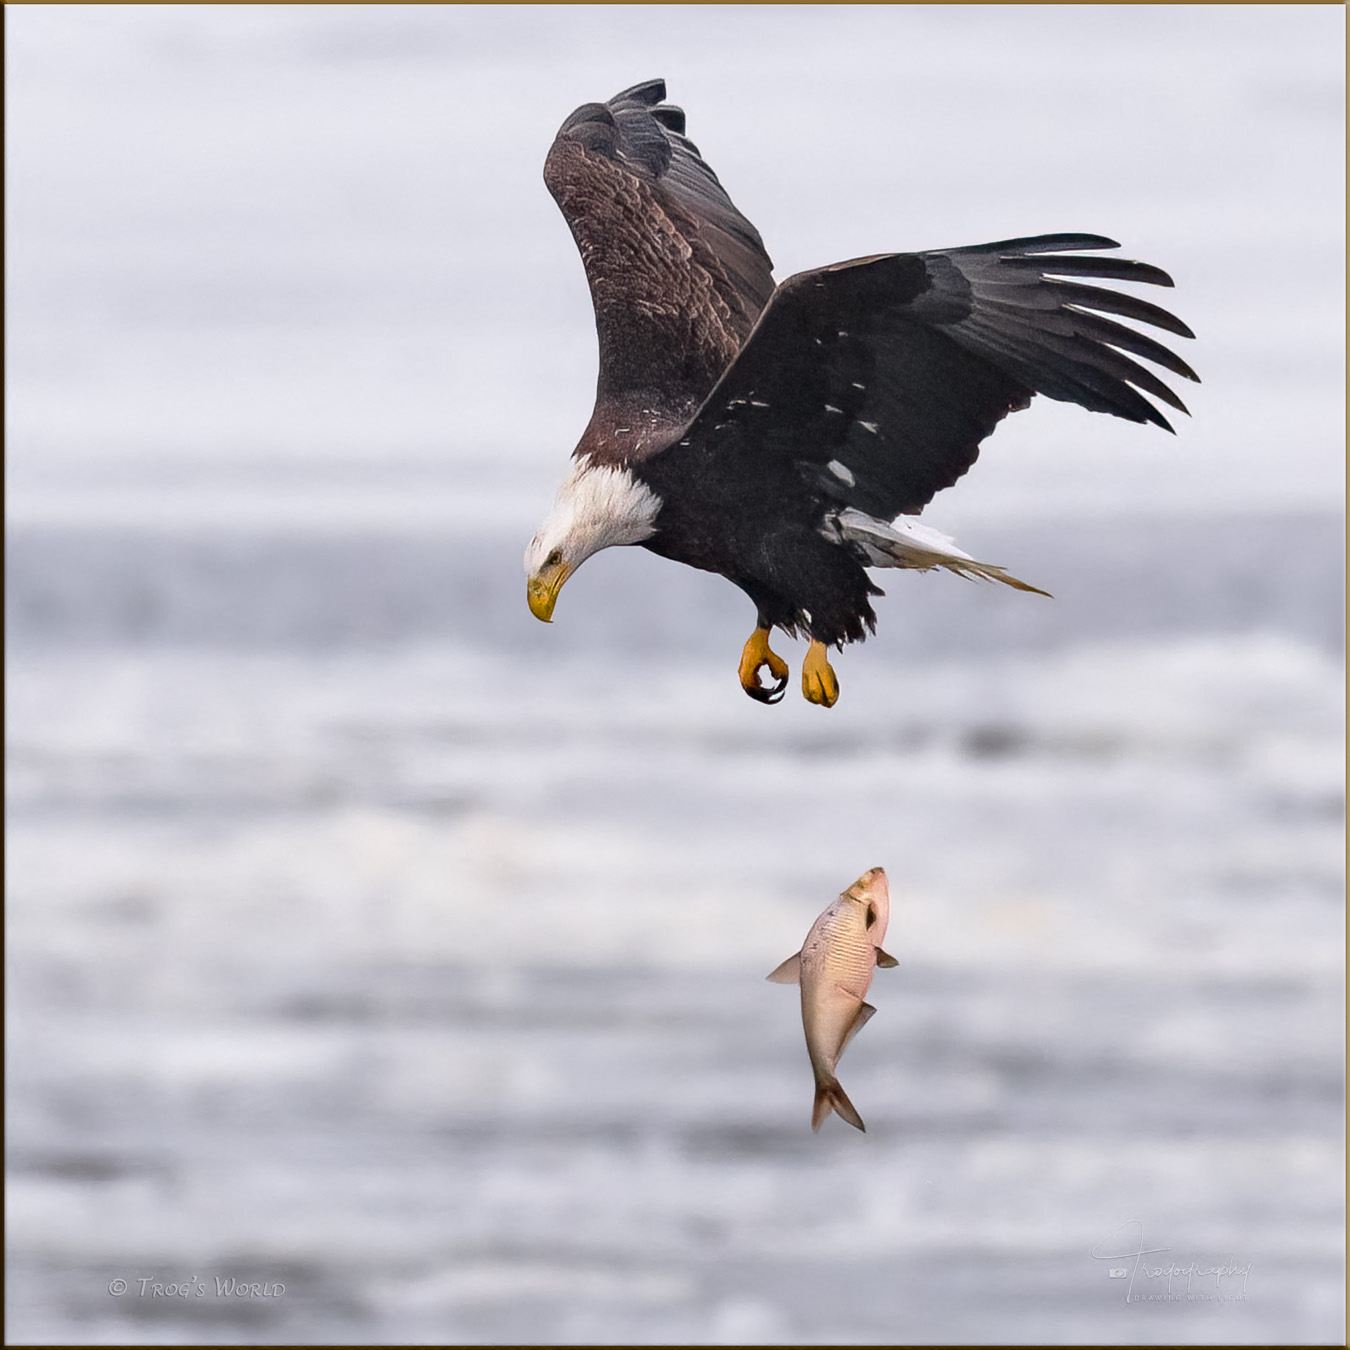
6, 5, 1345, 1346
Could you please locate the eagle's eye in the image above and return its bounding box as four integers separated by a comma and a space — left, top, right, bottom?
544, 548, 563, 568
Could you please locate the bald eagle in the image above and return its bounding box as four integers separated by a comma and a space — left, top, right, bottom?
525, 80, 1197, 706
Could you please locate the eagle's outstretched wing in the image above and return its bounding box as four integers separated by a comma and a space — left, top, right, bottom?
544, 79, 776, 453
659, 235, 1199, 519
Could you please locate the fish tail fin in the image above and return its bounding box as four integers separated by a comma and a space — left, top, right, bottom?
812, 1076, 865, 1133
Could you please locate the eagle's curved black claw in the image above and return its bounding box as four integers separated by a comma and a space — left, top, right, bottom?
743, 671, 788, 704
738, 626, 790, 705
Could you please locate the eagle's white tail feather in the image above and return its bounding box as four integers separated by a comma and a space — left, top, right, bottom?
836, 508, 1050, 597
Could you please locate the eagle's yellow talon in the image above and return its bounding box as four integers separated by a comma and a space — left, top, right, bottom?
802, 641, 839, 707
739, 627, 789, 704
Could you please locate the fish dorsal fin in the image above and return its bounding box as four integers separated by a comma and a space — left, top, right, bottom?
765, 952, 802, 984
837, 1001, 876, 1060
874, 947, 899, 969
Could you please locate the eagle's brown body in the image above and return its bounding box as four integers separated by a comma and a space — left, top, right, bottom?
525, 80, 1197, 705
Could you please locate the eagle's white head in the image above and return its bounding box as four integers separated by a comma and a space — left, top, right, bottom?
524, 460, 661, 621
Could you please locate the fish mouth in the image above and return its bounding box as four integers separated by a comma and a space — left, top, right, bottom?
843, 867, 887, 902
526, 559, 571, 622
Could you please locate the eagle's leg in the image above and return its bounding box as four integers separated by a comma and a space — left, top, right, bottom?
738, 627, 789, 704
801, 641, 840, 708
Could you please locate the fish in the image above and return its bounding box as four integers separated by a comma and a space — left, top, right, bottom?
767, 866, 898, 1132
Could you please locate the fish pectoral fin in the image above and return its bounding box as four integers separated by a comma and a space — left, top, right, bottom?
874, 947, 899, 969
836, 1000, 876, 1060
765, 952, 802, 985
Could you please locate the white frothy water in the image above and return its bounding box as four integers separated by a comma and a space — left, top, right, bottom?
8, 525, 1343, 1343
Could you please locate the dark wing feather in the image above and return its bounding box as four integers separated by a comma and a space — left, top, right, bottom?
660, 235, 1197, 519
544, 80, 775, 451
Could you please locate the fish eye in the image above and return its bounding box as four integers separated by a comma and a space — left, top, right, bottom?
865, 904, 877, 927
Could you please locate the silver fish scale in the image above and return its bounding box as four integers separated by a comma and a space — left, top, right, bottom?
799, 899, 877, 1091
802, 903, 873, 994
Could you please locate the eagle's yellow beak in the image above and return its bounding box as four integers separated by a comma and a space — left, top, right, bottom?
526, 559, 571, 623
